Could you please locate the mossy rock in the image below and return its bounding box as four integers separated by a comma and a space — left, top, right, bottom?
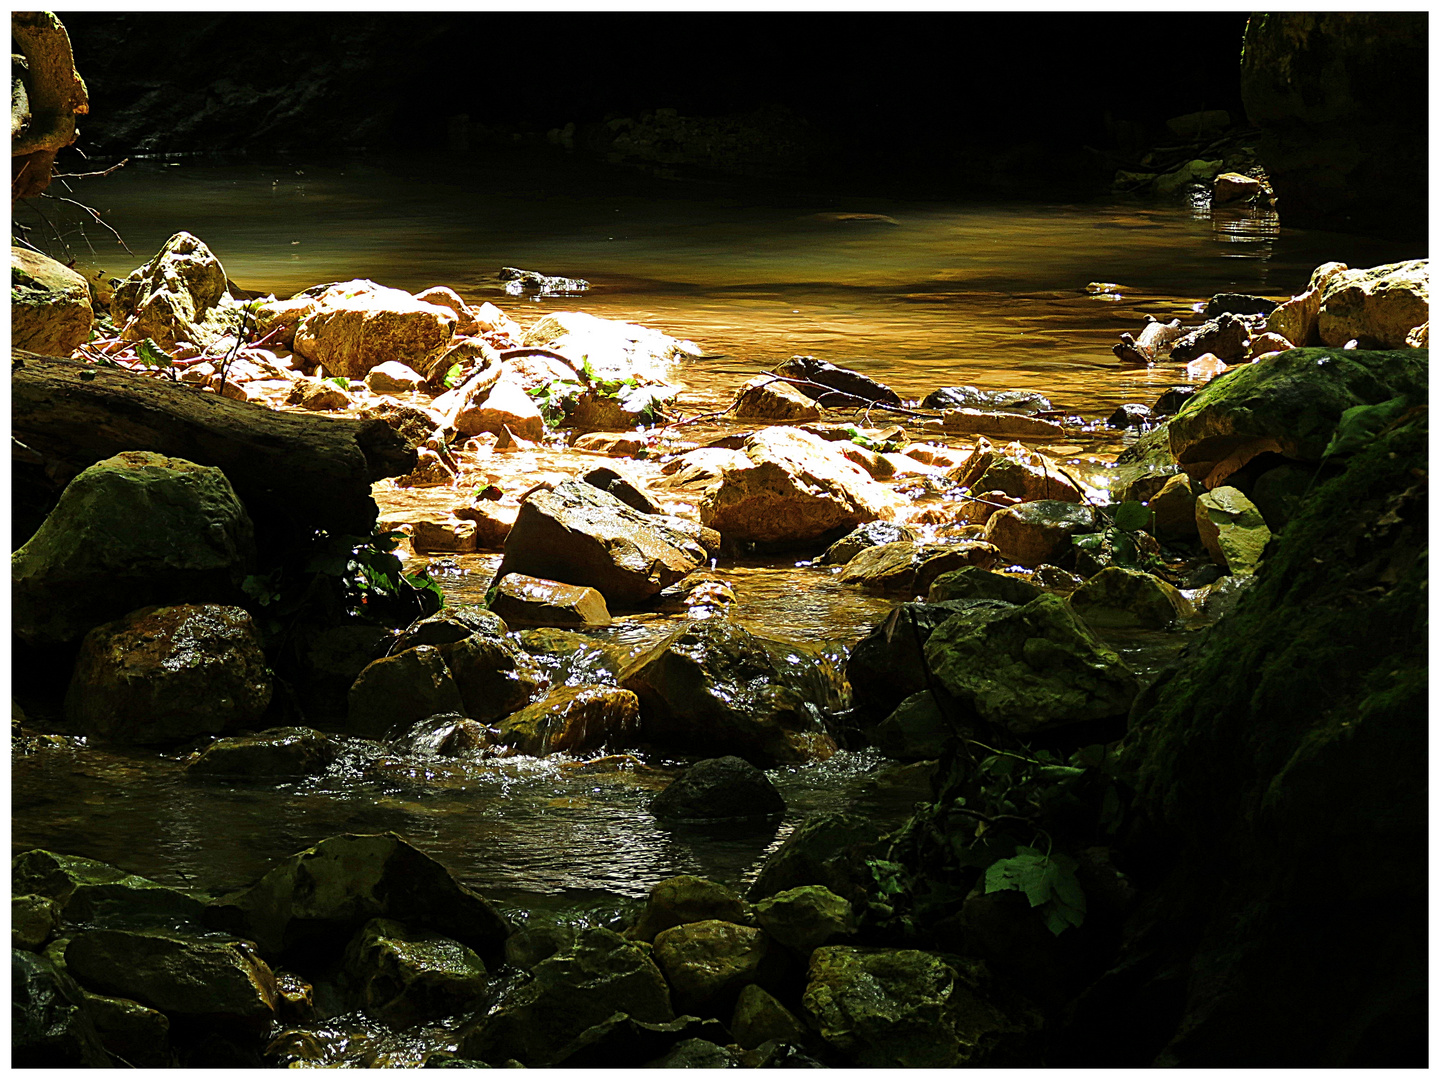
731, 982, 810, 1050
627, 876, 752, 944
186, 726, 339, 779
1069, 566, 1193, 629
924, 594, 1138, 734
499, 684, 640, 756
12, 849, 208, 929
928, 565, 1042, 605
651, 919, 771, 1016
13, 894, 62, 952
747, 812, 884, 903
342, 918, 489, 1024
753, 885, 856, 955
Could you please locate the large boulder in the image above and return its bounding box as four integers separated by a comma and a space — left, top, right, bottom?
499, 684, 640, 756
651, 920, 771, 1016
341, 918, 488, 1025
456, 926, 674, 1066
12, 849, 208, 929
10, 246, 93, 354
205, 833, 511, 967
12, 451, 255, 647
924, 594, 1138, 735
1164, 347, 1429, 483
1240, 13, 1427, 240
11, 12, 89, 200
494, 480, 715, 609
647, 754, 787, 822
838, 540, 1002, 594
620, 620, 839, 765
63, 929, 278, 1031
65, 604, 272, 745
111, 232, 245, 351
695, 426, 904, 545
1317, 260, 1429, 348
292, 279, 458, 379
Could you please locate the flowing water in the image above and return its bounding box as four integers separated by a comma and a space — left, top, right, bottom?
13, 150, 1417, 915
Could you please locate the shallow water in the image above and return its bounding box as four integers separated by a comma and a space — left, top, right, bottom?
14, 149, 1417, 912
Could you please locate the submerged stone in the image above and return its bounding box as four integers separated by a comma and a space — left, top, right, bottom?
648, 755, 787, 822
186, 726, 339, 779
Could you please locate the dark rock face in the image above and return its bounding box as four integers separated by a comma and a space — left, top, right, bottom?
921, 386, 1053, 414
1240, 13, 1428, 240
773, 356, 901, 407
1071, 412, 1427, 1066
648, 755, 786, 822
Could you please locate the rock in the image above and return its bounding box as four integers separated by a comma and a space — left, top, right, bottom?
819, 520, 922, 566
64, 928, 277, 1028
983, 500, 1101, 569
453, 500, 517, 549
13, 451, 255, 647
500, 266, 589, 296
580, 465, 659, 514
627, 877, 752, 944
207, 832, 510, 967
846, 600, 1011, 718
494, 480, 712, 608
1249, 462, 1315, 533
65, 604, 271, 745
924, 594, 1138, 735
358, 399, 448, 447
456, 927, 673, 1066
412, 519, 478, 554
1070, 567, 1192, 629
556, 1014, 731, 1069
1151, 385, 1198, 416
1317, 260, 1430, 348
186, 727, 340, 779
518, 628, 631, 687
1030, 564, 1085, 592
1170, 312, 1258, 365
942, 408, 1064, 440
1154, 158, 1223, 196
731, 983, 810, 1050
948, 439, 1082, 503
293, 280, 458, 379
111, 232, 245, 351
1184, 354, 1228, 379
11, 12, 89, 200
620, 620, 838, 765
926, 565, 1042, 605
748, 812, 883, 903
10, 246, 94, 355
521, 310, 699, 386
753, 886, 856, 955
390, 714, 497, 758
11, 949, 114, 1068
413, 285, 479, 334
342, 918, 488, 1024
732, 374, 823, 421
1240, 13, 1426, 239
1405, 321, 1427, 348
1246, 332, 1294, 360
13, 894, 62, 952
772, 355, 902, 407
1266, 261, 1350, 347
1070, 526, 1164, 580
499, 684, 640, 756
292, 377, 354, 411
1164, 347, 1428, 482
1146, 473, 1202, 539
652, 920, 771, 1016
698, 426, 903, 545
1106, 403, 1152, 429
1195, 486, 1272, 575
79, 987, 173, 1068
364, 360, 426, 394
648, 755, 787, 822
12, 849, 208, 928
346, 644, 467, 739
802, 947, 1025, 1067
1212, 172, 1265, 203
873, 691, 953, 761
922, 386, 1052, 414
490, 573, 612, 627
839, 540, 1002, 594
454, 376, 546, 441
436, 632, 545, 725
392, 605, 510, 650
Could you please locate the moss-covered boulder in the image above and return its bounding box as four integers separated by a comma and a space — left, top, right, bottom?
620, 620, 839, 765
456, 926, 673, 1066
753, 885, 856, 955
1164, 347, 1428, 481
63, 928, 277, 1029
928, 565, 1043, 605
924, 594, 1139, 735
801, 947, 1029, 1067
1084, 411, 1427, 1065
839, 540, 1001, 594
206, 832, 510, 967
12, 849, 208, 928
627, 876, 752, 945
748, 812, 884, 903
731, 983, 810, 1050
1069, 567, 1193, 629
499, 684, 640, 756
984, 500, 1102, 569
647, 755, 786, 823
11, 245, 94, 355
13, 893, 62, 951
342, 918, 488, 1024
185, 726, 340, 779
11, 949, 114, 1068
651, 919, 771, 1016
12, 451, 255, 647
873, 690, 953, 761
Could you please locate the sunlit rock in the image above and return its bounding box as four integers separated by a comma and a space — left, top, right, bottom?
66, 604, 271, 745
521, 310, 699, 386
1318, 260, 1430, 348
364, 359, 425, 394
947, 438, 1082, 503
13, 450, 254, 647
293, 279, 457, 379
491, 573, 611, 627
941, 408, 1063, 441
453, 499, 518, 549
773, 355, 901, 408
732, 374, 822, 421
454, 375, 545, 440
839, 539, 1001, 594
818, 520, 919, 565
499, 684, 639, 756
1213, 171, 1265, 203
1265, 261, 1348, 347
1070, 566, 1193, 629
111, 232, 247, 351
10, 246, 94, 355
413, 285, 480, 335
1145, 473, 1201, 539
1195, 486, 1272, 575
983, 500, 1101, 568
922, 385, 1052, 415
412, 517, 477, 553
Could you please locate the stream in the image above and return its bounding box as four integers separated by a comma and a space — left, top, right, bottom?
13, 149, 1416, 921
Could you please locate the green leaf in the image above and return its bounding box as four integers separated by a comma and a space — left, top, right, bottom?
1111, 500, 1151, 532
324, 376, 349, 389
984, 847, 1086, 935
1071, 532, 1104, 551
442, 363, 464, 389
136, 338, 174, 368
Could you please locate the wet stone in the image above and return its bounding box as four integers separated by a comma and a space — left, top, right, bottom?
12, 849, 209, 929
186, 726, 340, 779
753, 885, 857, 956
627, 876, 752, 944
347, 645, 465, 739
927, 565, 1043, 605
342, 917, 489, 1024
648, 755, 787, 822
922, 386, 1052, 414
838, 540, 1002, 595
13, 893, 62, 952
651, 919, 771, 1016
818, 520, 919, 565
490, 572, 612, 627
983, 500, 1102, 569
499, 683, 640, 756
1070, 566, 1193, 629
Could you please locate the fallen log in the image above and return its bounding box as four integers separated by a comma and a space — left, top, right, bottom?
12, 350, 415, 553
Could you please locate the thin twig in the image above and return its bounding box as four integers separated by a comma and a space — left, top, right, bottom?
51, 157, 129, 180
41, 193, 133, 254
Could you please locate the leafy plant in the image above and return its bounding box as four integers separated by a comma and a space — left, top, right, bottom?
135, 337, 176, 371
984, 846, 1087, 935
845, 425, 903, 453
442, 362, 465, 389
